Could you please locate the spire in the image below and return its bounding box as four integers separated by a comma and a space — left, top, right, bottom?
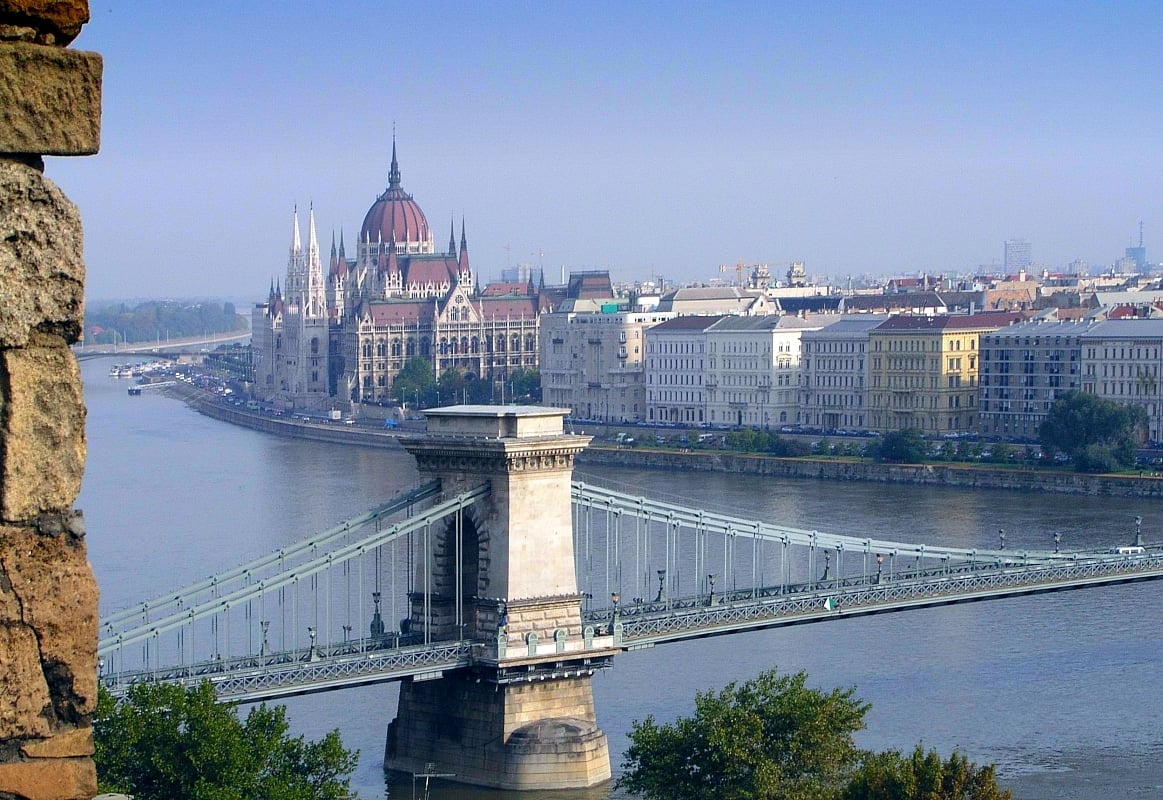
304, 203, 326, 317
449, 216, 457, 255
330, 230, 337, 260
339, 229, 345, 258
459, 217, 468, 253
290, 205, 302, 256
388, 134, 401, 190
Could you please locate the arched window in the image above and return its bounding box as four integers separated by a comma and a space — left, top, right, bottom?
362, 342, 372, 358
406, 338, 415, 357
376, 339, 387, 357
525, 334, 535, 351
471, 337, 480, 354
511, 334, 521, 352
497, 336, 506, 353
461, 336, 469, 354
310, 337, 319, 354
391, 339, 401, 357
421, 338, 431, 357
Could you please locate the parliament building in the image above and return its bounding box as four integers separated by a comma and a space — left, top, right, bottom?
252, 142, 548, 412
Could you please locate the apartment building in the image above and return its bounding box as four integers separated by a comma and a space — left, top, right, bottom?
978, 315, 1093, 440
868, 312, 1021, 434
799, 315, 888, 432
540, 301, 674, 422
643, 316, 723, 425
1080, 318, 1163, 442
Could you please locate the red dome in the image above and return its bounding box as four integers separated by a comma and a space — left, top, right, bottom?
360, 143, 430, 246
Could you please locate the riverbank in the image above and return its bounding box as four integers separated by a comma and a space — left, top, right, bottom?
578, 445, 1163, 498
166, 382, 406, 450
167, 384, 1161, 497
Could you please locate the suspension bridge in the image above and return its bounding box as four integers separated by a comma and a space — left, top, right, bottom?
97, 406, 1163, 791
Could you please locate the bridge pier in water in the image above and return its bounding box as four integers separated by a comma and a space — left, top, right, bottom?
387, 405, 614, 790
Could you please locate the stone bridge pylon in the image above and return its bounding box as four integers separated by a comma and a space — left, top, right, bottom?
387, 405, 614, 790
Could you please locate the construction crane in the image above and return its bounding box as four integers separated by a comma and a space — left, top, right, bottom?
718, 261, 770, 289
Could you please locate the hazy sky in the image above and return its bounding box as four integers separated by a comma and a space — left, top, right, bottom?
51, 2, 1163, 301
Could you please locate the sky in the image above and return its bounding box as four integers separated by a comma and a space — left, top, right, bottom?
51, 1, 1163, 301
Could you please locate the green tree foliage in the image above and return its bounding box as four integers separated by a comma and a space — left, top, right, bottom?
509, 369, 542, 403
392, 357, 437, 407
722, 430, 810, 456
436, 367, 492, 405
618, 669, 1012, 800
85, 300, 247, 345
871, 428, 927, 463
617, 669, 870, 800
1038, 390, 1147, 472
842, 746, 1012, 800
94, 682, 358, 800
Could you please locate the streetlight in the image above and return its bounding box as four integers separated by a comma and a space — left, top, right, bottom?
1053, 532, 1061, 554
999, 529, 1006, 550
342, 624, 352, 644
821, 550, 831, 582
307, 626, 317, 661
260, 620, 270, 656
655, 569, 666, 603
707, 574, 715, 605
1135, 516, 1143, 547
875, 553, 883, 584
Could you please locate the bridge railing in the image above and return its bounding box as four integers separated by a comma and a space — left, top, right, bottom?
101, 479, 442, 635
99, 484, 490, 662
610, 551, 1163, 646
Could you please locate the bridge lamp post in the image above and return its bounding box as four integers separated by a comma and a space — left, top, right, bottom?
875, 553, 883, 584
342, 624, 352, 644
259, 620, 270, 657
706, 574, 715, 605
1053, 532, 1061, 554
999, 529, 1006, 551
1135, 516, 1143, 547
655, 569, 666, 604
611, 592, 620, 627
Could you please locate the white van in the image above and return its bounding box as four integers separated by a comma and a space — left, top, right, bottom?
1109, 546, 1146, 555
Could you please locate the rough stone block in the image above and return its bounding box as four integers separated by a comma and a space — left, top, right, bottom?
0, 1, 90, 45
0, 41, 101, 154
0, 162, 85, 347
0, 523, 98, 724
20, 726, 93, 758
0, 336, 87, 519
0, 623, 53, 738
0, 757, 96, 800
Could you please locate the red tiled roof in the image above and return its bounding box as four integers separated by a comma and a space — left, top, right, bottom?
367, 300, 434, 326
474, 296, 539, 319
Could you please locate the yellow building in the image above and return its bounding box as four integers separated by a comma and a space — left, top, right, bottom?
868, 312, 1022, 434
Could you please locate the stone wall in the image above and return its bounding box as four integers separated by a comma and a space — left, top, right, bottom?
0, 2, 101, 798
579, 446, 1163, 498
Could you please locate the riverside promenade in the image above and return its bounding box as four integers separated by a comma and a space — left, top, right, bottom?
168, 383, 1163, 498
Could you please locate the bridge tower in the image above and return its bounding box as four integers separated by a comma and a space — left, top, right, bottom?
388, 405, 615, 790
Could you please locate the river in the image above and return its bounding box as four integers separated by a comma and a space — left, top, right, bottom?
78, 357, 1163, 799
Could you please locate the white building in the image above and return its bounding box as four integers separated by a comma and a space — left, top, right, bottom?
644, 316, 723, 425
1080, 318, 1163, 442
540, 301, 674, 423
799, 314, 888, 432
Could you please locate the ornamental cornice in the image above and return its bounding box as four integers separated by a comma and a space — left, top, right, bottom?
410, 448, 582, 475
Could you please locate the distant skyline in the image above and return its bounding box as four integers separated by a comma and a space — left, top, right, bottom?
51, 2, 1163, 300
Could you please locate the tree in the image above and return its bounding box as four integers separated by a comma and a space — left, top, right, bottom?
617, 669, 870, 800
842, 745, 1011, 800
1039, 390, 1147, 472
94, 682, 358, 800
392, 357, 437, 408
872, 428, 927, 464
509, 369, 542, 403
